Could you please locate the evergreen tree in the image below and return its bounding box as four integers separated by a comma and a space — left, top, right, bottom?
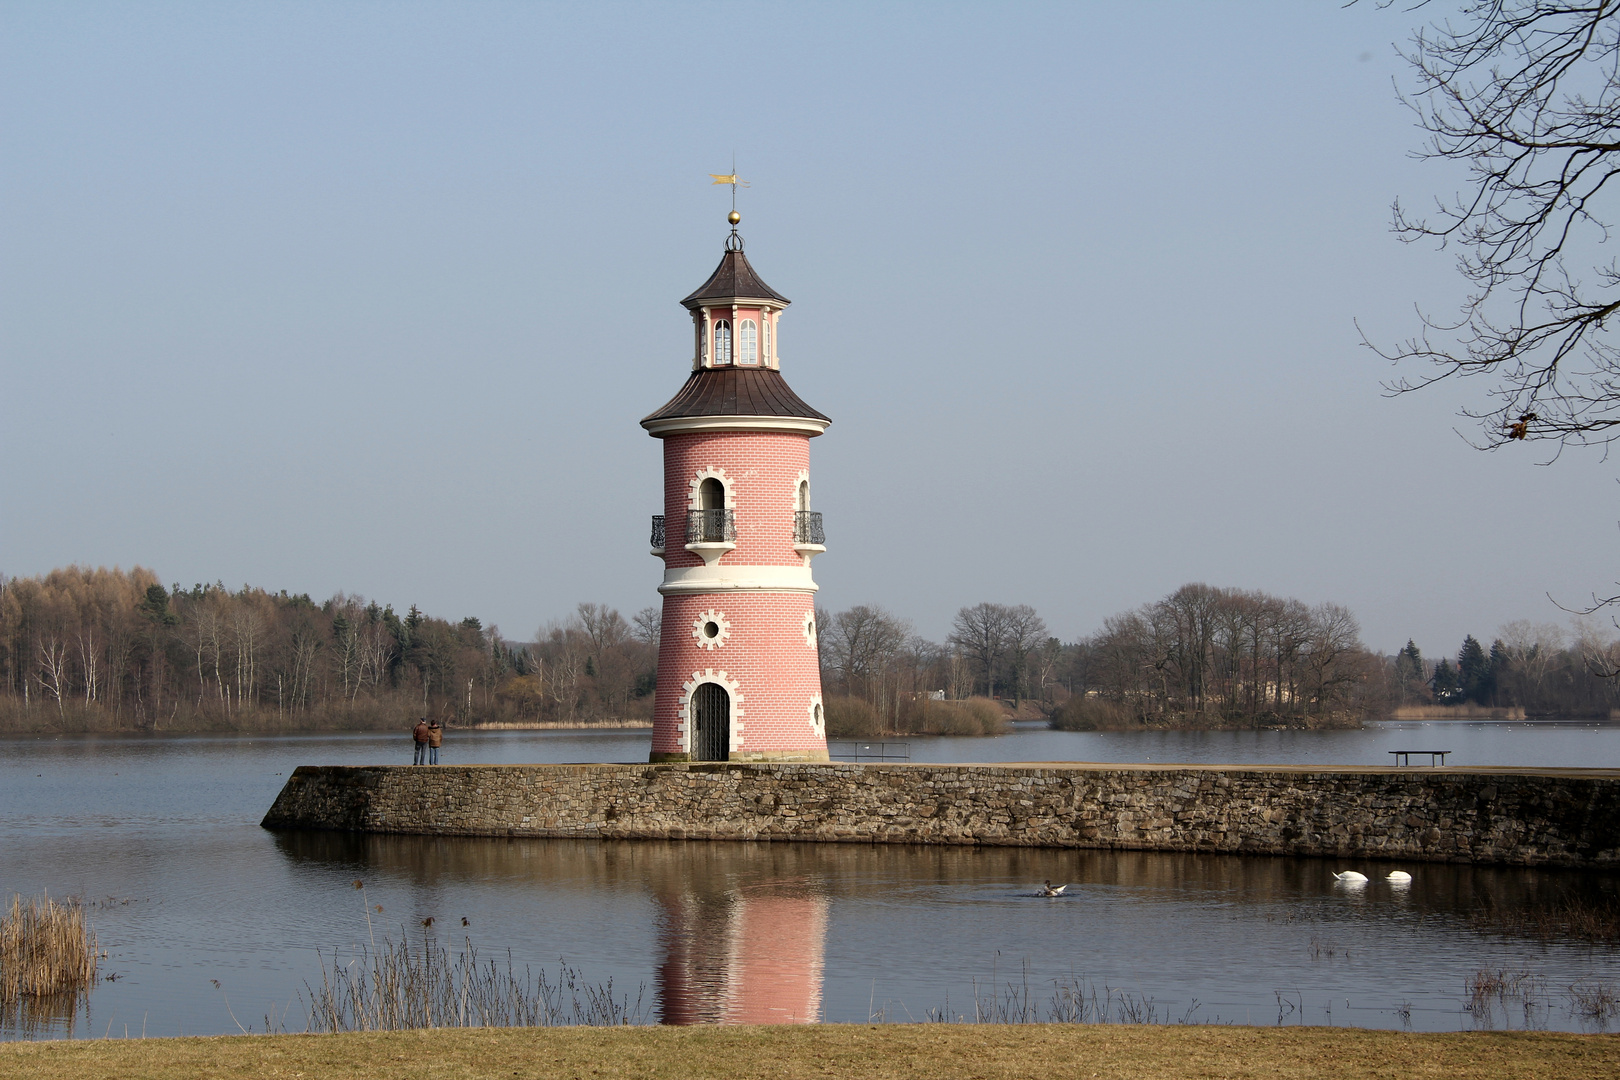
1489, 639, 1511, 704
1432, 658, 1463, 704
138, 583, 178, 627
1458, 635, 1492, 704
1395, 640, 1423, 679
1394, 640, 1427, 703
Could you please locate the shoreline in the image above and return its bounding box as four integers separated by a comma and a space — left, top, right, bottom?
0, 723, 654, 741
465, 720, 652, 730
1, 1024, 1613, 1079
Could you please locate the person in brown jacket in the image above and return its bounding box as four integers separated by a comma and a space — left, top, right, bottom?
427, 718, 443, 765
412, 717, 430, 765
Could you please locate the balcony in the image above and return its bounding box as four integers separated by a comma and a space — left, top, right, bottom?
685, 508, 736, 566
794, 510, 826, 561
687, 508, 736, 543
650, 514, 666, 556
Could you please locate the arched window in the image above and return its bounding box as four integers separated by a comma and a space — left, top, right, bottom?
714, 320, 732, 364
763, 315, 772, 364
796, 480, 810, 513
693, 476, 728, 544
698, 322, 707, 364
699, 477, 725, 511
738, 319, 758, 364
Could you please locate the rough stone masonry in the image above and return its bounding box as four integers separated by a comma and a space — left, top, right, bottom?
260, 762, 1620, 867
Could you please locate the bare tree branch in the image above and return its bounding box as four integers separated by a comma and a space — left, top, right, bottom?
1368, 1, 1620, 451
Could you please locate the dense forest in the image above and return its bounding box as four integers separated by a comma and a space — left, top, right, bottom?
0, 566, 657, 733
1, 566, 1614, 735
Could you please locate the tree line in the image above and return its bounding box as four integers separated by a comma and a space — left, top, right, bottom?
1391, 624, 1620, 716
5, 565, 1610, 735
0, 566, 661, 733
816, 585, 1380, 733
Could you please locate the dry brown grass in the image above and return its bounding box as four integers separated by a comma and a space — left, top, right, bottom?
0, 894, 101, 1039
3, 1024, 1620, 1080
0, 895, 99, 1001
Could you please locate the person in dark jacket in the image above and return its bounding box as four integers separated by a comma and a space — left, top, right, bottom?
412, 717, 430, 765
427, 718, 443, 765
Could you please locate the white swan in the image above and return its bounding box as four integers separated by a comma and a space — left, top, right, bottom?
1387, 870, 1413, 883
1332, 871, 1369, 883
1039, 880, 1069, 897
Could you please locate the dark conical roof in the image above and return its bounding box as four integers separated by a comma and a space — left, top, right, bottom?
681, 247, 790, 309
642, 368, 829, 427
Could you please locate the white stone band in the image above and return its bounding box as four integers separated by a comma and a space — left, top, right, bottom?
659, 563, 819, 595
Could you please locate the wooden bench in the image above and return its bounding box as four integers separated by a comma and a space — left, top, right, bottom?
1389, 750, 1451, 767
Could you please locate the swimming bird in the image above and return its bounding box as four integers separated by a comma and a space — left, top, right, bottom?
1386, 871, 1412, 883
1332, 871, 1369, 883
1039, 880, 1069, 897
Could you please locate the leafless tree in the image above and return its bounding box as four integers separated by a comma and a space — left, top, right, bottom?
632, 606, 662, 647
577, 603, 629, 656
821, 604, 911, 718
1368, 1, 1620, 451
949, 603, 1013, 698
1001, 604, 1049, 705
1076, 584, 1374, 723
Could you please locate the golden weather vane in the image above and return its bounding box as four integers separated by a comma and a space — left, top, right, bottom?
709, 163, 749, 225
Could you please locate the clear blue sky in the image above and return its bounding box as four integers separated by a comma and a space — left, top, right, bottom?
3, 1, 1613, 657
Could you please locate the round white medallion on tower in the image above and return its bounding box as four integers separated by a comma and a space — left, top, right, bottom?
642, 213, 831, 763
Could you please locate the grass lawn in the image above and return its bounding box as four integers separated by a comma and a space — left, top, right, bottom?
3, 1024, 1619, 1079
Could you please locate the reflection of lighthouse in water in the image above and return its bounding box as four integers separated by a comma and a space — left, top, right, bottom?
655, 885, 829, 1025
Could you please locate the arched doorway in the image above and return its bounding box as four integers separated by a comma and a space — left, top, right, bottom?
691, 683, 731, 761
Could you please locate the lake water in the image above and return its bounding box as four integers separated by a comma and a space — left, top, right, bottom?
3, 721, 1619, 1039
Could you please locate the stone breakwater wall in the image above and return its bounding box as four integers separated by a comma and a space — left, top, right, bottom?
260, 762, 1620, 867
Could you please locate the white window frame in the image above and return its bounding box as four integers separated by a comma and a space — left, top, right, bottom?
714, 320, 732, 365
738, 319, 758, 365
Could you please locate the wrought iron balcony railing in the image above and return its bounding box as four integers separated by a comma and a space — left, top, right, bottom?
686, 508, 736, 544
650, 515, 666, 550
794, 510, 825, 545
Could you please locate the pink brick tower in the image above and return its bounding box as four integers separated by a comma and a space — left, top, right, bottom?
642, 212, 830, 763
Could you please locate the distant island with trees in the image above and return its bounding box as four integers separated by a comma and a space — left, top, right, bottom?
1, 566, 1615, 736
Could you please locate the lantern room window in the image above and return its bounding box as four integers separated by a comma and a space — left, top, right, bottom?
714, 320, 732, 364
763, 315, 772, 364
739, 319, 758, 364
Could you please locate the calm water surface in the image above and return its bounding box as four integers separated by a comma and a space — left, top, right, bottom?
2, 722, 1618, 1039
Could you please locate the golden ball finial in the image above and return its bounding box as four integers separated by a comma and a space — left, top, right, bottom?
728, 210, 741, 226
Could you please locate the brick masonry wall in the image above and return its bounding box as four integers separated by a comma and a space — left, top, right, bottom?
650, 430, 826, 761
655, 593, 824, 758
260, 762, 1620, 868
661, 431, 812, 569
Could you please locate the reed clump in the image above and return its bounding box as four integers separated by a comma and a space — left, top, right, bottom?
0, 894, 100, 1001
301, 933, 646, 1032
0, 893, 102, 1037
914, 962, 1197, 1026
1471, 896, 1620, 943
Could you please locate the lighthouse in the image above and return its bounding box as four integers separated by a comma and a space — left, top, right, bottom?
642, 212, 830, 763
